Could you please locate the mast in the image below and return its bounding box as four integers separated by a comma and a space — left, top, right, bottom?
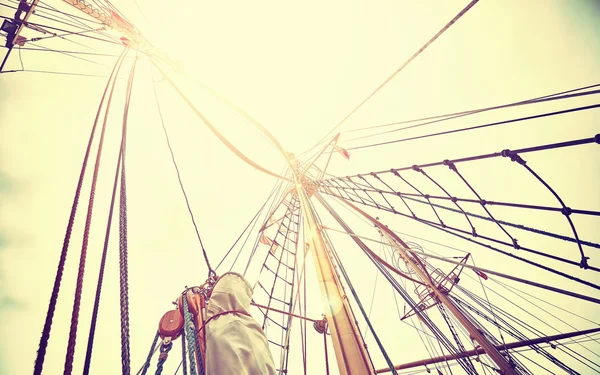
289, 163, 376, 375
332, 196, 520, 375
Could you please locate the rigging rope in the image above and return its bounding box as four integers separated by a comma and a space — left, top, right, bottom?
150, 64, 213, 275
118, 54, 139, 375
324, 331, 330, 375
501, 150, 590, 268
308, 0, 479, 153
139, 331, 161, 375
345, 104, 600, 151
182, 295, 200, 375
32, 47, 127, 375
401, 196, 600, 249
82, 87, 126, 374
313, 198, 398, 374
323, 223, 600, 305
323, 177, 596, 271
214, 183, 279, 271
62, 49, 122, 374
151, 60, 291, 183
154, 341, 173, 375
0, 15, 122, 45
345, 85, 600, 138
180, 329, 188, 375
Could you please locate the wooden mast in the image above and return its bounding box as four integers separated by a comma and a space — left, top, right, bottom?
331, 195, 520, 375
290, 170, 376, 375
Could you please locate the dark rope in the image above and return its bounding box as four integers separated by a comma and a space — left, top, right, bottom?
308, 0, 479, 151
63, 49, 129, 375
324, 331, 330, 375
320, 187, 600, 290
401, 195, 600, 249
82, 141, 124, 375
412, 165, 476, 235
346, 104, 600, 151
154, 341, 173, 375
316, 197, 399, 374
443, 159, 518, 247
345, 87, 600, 138
32, 46, 127, 375
140, 331, 161, 375
501, 150, 590, 269
119, 55, 139, 375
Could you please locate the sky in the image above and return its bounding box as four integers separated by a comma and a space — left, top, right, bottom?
1, 0, 600, 374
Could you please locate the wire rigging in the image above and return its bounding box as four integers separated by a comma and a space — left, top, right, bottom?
150, 63, 214, 275
118, 53, 139, 375
306, 0, 479, 154
344, 84, 600, 137
345, 103, 600, 151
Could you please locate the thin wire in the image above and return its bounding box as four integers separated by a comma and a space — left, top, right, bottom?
344, 84, 600, 136
11, 46, 123, 56
345, 103, 600, 151
0, 15, 122, 46
17, 45, 23, 70
26, 42, 107, 66
0, 68, 113, 77
364, 241, 382, 340
150, 65, 213, 275
215, 182, 280, 270
306, 0, 479, 153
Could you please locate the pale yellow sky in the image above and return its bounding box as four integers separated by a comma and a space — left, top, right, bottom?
1, 0, 599, 374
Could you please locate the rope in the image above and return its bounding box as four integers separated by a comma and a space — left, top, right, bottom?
215, 184, 280, 271
139, 331, 161, 375
324, 331, 330, 375
400, 196, 600, 249
411, 165, 476, 235
151, 60, 291, 183
326, 188, 600, 289
344, 84, 600, 135
320, 180, 600, 271
329, 134, 600, 185
154, 341, 173, 375
182, 295, 199, 375
181, 330, 188, 375
0, 68, 116, 78
322, 223, 600, 305
150, 67, 213, 275
82, 125, 124, 375
309, 0, 479, 151
442, 160, 516, 245
32, 47, 127, 375
315, 198, 398, 374
0, 15, 122, 46
119, 54, 139, 375
501, 150, 590, 268
63, 48, 129, 375
346, 104, 600, 151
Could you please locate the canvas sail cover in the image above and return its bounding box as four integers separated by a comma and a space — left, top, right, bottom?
205, 272, 276, 375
